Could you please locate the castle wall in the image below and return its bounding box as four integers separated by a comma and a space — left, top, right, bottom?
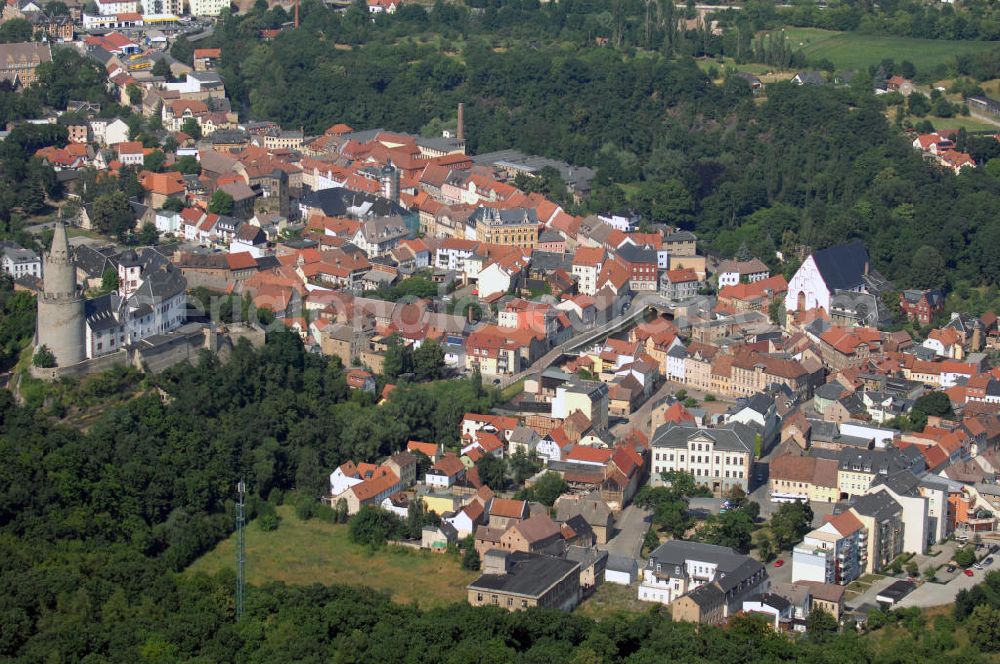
30, 349, 128, 381
30, 325, 263, 381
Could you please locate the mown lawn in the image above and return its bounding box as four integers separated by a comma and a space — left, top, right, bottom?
927, 115, 999, 132
186, 506, 476, 608
764, 27, 996, 71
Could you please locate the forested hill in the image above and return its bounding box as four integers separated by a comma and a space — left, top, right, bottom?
1, 330, 998, 661
199, 3, 1000, 292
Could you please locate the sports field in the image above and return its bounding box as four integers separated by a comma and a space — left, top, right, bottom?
766, 27, 996, 71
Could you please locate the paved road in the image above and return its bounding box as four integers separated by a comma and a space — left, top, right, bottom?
610, 380, 676, 439
495, 293, 681, 388
898, 551, 1000, 609
599, 505, 652, 560
845, 575, 900, 610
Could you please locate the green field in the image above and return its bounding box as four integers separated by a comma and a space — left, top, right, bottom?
914, 115, 999, 132
576, 582, 654, 620
186, 505, 476, 608
767, 28, 996, 71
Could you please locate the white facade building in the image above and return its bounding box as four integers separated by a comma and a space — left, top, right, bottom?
1, 243, 41, 279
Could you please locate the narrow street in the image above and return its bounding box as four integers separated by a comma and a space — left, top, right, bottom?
599, 505, 652, 560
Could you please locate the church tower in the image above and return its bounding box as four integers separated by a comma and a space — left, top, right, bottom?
36, 222, 86, 366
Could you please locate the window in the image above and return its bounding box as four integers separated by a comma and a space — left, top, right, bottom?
477, 593, 483, 602
521, 600, 528, 608
506, 597, 513, 607
492, 595, 498, 605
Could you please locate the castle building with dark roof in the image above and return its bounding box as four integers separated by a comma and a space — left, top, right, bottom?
34, 225, 188, 367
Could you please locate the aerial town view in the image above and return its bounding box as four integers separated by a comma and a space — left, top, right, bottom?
5, 0, 1000, 659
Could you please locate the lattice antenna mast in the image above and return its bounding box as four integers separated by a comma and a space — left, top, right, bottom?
235, 478, 246, 622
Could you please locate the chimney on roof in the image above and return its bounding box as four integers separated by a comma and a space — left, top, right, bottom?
482, 550, 509, 575
457, 102, 465, 141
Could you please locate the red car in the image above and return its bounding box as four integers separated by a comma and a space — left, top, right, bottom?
965, 569, 975, 577
773, 559, 784, 568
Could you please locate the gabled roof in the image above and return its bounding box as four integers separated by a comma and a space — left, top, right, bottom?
811, 241, 869, 291
489, 498, 527, 519
509, 513, 562, 544
431, 453, 465, 477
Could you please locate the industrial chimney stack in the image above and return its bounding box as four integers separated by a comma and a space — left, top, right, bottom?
457, 102, 465, 141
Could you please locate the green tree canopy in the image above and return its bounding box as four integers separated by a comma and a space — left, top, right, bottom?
207, 189, 233, 215
90, 191, 135, 241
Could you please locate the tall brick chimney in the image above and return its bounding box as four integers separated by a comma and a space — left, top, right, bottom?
457, 102, 464, 141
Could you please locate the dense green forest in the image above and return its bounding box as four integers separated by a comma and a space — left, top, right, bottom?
2, 332, 1000, 661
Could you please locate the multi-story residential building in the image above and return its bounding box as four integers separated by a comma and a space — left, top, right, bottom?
837, 447, 924, 499
472, 207, 538, 248
571, 246, 605, 296
639, 541, 768, 625
850, 492, 905, 574
717, 258, 770, 287
465, 325, 545, 376
660, 268, 700, 301
616, 243, 658, 292
792, 511, 864, 585
650, 422, 755, 496
899, 289, 945, 326
95, 0, 138, 15
868, 469, 953, 550
768, 454, 840, 503
729, 353, 810, 399
66, 122, 90, 144
189, 0, 228, 15
351, 216, 409, 258
717, 275, 788, 314
0, 42, 50, 88
818, 326, 882, 371
0, 242, 41, 280
435, 238, 478, 271
662, 230, 697, 256
551, 379, 610, 431
682, 341, 718, 394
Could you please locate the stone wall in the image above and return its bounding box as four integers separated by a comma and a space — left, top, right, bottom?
29, 324, 265, 381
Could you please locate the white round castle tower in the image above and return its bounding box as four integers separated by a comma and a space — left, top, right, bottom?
36, 222, 86, 366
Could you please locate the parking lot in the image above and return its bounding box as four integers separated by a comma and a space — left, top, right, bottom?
898, 543, 1000, 608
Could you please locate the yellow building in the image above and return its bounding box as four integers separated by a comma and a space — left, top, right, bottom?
769, 455, 840, 503
473, 207, 539, 248
422, 492, 461, 516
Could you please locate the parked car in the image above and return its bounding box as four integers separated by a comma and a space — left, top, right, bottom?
773, 559, 784, 568
974, 563, 984, 570
965, 569, 975, 577
986, 557, 995, 565
946, 565, 956, 573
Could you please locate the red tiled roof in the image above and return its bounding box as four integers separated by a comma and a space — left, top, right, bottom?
350, 469, 399, 501
566, 446, 613, 464
489, 498, 527, 519
407, 440, 439, 458
432, 453, 465, 477
225, 252, 257, 270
